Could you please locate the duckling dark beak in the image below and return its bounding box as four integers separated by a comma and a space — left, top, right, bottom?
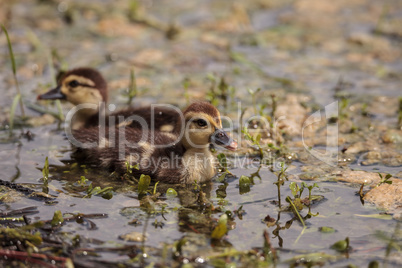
211, 129, 238, 151
37, 85, 66, 100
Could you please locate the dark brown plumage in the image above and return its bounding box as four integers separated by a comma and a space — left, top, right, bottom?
37, 67, 181, 132
70, 102, 237, 184
62, 68, 108, 102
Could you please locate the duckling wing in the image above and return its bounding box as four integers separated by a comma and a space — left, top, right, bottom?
70, 127, 186, 183
110, 106, 182, 134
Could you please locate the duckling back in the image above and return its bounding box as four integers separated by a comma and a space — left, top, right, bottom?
71, 127, 187, 183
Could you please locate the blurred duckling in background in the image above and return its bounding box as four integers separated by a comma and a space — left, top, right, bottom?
37, 67, 180, 131
72, 102, 237, 184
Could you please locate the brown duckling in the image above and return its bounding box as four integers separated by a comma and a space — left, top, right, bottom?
71, 102, 237, 184
37, 67, 180, 131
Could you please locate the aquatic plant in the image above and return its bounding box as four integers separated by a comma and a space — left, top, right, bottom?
127, 68, 138, 105
217, 153, 233, 181
239, 175, 251, 195
247, 88, 261, 115
125, 160, 139, 174
41, 157, 49, 193
85, 184, 113, 199
270, 94, 277, 120
285, 196, 305, 228
166, 188, 178, 197
206, 74, 235, 109
211, 214, 228, 240
75, 175, 113, 199
376, 173, 392, 187
287, 181, 320, 218
51, 210, 64, 227
1, 24, 25, 118
330, 237, 350, 253
339, 98, 350, 120
138, 174, 151, 195
242, 126, 264, 159
273, 162, 288, 208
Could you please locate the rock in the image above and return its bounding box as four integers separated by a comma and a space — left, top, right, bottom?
338, 170, 382, 185
119, 231, 147, 242
275, 94, 309, 137
27, 114, 56, 127
364, 179, 402, 214
382, 129, 402, 144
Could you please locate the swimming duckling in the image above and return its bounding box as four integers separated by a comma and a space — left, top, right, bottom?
71, 102, 237, 184
37, 67, 180, 131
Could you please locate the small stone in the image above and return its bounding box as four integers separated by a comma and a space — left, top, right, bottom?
27, 114, 56, 127
364, 180, 402, 213
119, 232, 147, 242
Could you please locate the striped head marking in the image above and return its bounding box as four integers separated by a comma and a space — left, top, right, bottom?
38, 67, 107, 106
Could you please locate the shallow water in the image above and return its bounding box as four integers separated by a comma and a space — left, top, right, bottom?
0, 0, 401, 266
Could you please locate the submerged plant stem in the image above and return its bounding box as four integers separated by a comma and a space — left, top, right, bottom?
286, 196, 305, 228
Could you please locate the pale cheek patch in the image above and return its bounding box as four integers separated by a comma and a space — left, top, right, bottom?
64, 87, 103, 105
160, 124, 174, 132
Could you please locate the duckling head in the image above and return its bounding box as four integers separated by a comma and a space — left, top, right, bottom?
37, 67, 107, 106
182, 102, 237, 151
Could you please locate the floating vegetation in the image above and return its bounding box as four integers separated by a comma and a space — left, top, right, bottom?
206, 74, 235, 109
330, 237, 350, 253
138, 174, 151, 195
211, 214, 228, 240
242, 126, 264, 159
166, 188, 178, 197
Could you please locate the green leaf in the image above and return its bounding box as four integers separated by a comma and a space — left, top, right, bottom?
289, 182, 300, 197
239, 175, 251, 186
211, 214, 228, 240
1, 24, 16, 75
153, 181, 159, 195
217, 171, 228, 182
51, 210, 64, 227
77, 176, 88, 186
255, 133, 261, 143
319, 226, 336, 233
217, 153, 228, 169
330, 237, 349, 252
138, 174, 151, 195
166, 188, 178, 197
41, 157, 49, 186
354, 214, 392, 220
239, 175, 251, 195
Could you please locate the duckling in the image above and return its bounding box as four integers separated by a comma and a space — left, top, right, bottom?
37, 67, 180, 131
71, 102, 237, 184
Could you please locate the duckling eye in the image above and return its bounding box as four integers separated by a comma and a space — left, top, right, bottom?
196, 119, 207, 127
69, 80, 79, 88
